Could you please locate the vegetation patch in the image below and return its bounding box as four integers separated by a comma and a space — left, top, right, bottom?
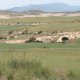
0, 59, 52, 80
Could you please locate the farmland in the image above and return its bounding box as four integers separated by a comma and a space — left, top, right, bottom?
0, 16, 80, 80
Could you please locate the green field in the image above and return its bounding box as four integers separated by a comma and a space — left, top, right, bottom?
0, 16, 80, 32
0, 17, 80, 80
0, 46, 80, 80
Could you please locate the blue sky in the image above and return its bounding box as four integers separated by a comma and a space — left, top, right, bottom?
0, 0, 80, 10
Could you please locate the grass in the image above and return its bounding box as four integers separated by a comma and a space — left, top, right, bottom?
0, 40, 80, 80
0, 42, 80, 49
0, 59, 51, 80
0, 48, 80, 80
0, 16, 80, 33
0, 16, 80, 79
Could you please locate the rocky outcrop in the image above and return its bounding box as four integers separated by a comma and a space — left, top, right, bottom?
36, 32, 80, 43
4, 40, 27, 44
0, 31, 80, 44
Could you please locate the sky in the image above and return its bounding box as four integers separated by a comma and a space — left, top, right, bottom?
0, 0, 80, 10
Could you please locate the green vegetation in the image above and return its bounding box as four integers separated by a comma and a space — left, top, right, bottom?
0, 16, 80, 79
0, 47, 80, 80
0, 40, 80, 49
0, 16, 80, 33
0, 58, 52, 80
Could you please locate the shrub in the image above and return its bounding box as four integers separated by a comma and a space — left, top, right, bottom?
0, 37, 7, 40
67, 70, 80, 80
0, 68, 3, 79
7, 72, 14, 80
22, 29, 28, 34
35, 40, 43, 43
38, 31, 43, 34
7, 59, 52, 80
26, 37, 36, 43
0, 37, 4, 39
8, 31, 13, 34
8, 59, 19, 70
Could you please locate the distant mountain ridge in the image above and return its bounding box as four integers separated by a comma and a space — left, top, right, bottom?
7, 2, 80, 12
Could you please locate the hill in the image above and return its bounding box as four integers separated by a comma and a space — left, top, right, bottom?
7, 2, 80, 12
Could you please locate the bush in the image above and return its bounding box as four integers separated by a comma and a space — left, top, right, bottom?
26, 37, 36, 43
0, 37, 7, 40
7, 72, 14, 80
35, 40, 43, 43
0, 37, 4, 39
8, 31, 13, 34
7, 59, 52, 80
38, 31, 43, 34
22, 29, 28, 34
67, 70, 80, 80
